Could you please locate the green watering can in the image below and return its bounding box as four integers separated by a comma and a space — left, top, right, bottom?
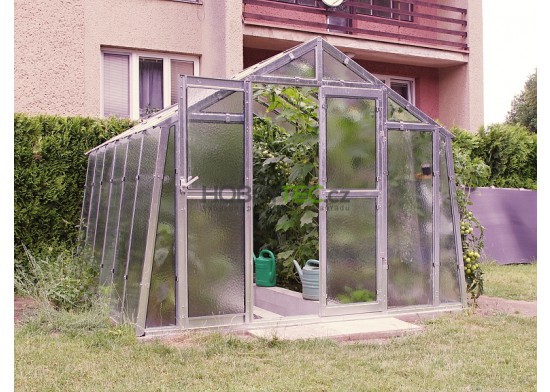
253, 250, 276, 287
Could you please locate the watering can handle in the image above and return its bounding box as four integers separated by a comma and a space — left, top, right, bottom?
259, 249, 275, 259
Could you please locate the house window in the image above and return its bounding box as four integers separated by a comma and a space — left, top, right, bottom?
375, 75, 415, 104
356, 0, 413, 22
102, 49, 198, 119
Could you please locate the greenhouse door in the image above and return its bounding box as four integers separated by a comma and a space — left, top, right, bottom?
319, 87, 386, 316
177, 76, 253, 328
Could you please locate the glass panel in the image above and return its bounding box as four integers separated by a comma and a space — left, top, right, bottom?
439, 137, 461, 303
111, 135, 141, 318
323, 52, 368, 83
187, 200, 245, 317
387, 130, 433, 307
86, 149, 104, 252
94, 145, 115, 276
99, 141, 128, 286
327, 97, 377, 189
188, 122, 244, 189
171, 60, 194, 105
79, 153, 96, 247
327, 198, 377, 305
269, 50, 316, 79
193, 89, 244, 114
146, 126, 176, 328
327, 13, 351, 34
373, 0, 392, 18
124, 129, 160, 323
139, 57, 164, 117
388, 98, 422, 123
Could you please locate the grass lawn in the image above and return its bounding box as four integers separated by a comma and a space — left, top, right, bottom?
15, 307, 536, 391
481, 261, 537, 301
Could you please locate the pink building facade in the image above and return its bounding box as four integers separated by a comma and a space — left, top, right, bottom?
15, 0, 483, 131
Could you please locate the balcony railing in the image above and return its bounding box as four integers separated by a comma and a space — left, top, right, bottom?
243, 0, 468, 51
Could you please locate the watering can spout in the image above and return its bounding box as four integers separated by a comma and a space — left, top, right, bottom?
293, 260, 303, 280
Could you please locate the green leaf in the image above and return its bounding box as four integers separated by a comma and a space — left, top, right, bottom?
277, 250, 294, 260
300, 210, 318, 227
262, 157, 281, 166
289, 163, 314, 182
275, 215, 294, 232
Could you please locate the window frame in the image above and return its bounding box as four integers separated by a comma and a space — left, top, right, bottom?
101, 48, 200, 119
355, 0, 413, 22
374, 74, 415, 104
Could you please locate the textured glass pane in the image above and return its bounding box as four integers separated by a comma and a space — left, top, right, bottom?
94, 146, 115, 276
188, 200, 245, 317
110, 135, 141, 318
327, 97, 376, 189
439, 137, 461, 303
327, 199, 377, 305
387, 130, 433, 307
323, 52, 368, 83
171, 60, 194, 105
99, 141, 128, 286
86, 150, 104, 252
269, 50, 316, 79
388, 98, 422, 123
188, 122, 244, 189
79, 153, 96, 246
124, 129, 160, 323
147, 126, 176, 328
189, 89, 243, 114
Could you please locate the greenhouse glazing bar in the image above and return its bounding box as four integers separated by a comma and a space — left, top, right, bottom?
120, 134, 144, 322
135, 127, 169, 334
107, 140, 129, 288
98, 142, 117, 284
432, 129, 441, 306
445, 135, 468, 307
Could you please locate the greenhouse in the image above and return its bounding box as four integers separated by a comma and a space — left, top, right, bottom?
81, 37, 466, 336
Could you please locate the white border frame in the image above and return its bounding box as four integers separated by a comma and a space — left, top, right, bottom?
101, 48, 200, 120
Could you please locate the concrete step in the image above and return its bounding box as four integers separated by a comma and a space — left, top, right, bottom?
247, 317, 422, 341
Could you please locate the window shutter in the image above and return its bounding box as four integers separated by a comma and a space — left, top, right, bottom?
103, 53, 130, 118
171, 60, 194, 105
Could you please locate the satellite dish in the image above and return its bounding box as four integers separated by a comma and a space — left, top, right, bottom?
322, 0, 344, 6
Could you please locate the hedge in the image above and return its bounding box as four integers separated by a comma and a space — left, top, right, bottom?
451, 123, 537, 190
14, 114, 134, 268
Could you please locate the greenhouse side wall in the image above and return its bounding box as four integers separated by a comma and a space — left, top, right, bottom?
80, 125, 169, 332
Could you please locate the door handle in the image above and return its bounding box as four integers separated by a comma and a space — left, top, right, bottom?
179, 176, 199, 192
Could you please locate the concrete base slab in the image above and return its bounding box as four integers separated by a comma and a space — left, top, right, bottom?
247, 317, 422, 341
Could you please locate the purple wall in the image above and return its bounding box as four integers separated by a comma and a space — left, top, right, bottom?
468, 187, 537, 264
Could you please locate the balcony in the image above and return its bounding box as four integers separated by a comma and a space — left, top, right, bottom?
243, 0, 468, 52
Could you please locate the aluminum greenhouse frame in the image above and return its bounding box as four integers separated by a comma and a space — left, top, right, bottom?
82, 37, 467, 336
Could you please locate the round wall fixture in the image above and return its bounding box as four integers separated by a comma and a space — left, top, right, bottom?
322, 0, 345, 7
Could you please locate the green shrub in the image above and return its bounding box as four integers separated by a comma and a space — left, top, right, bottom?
14, 114, 134, 270
476, 124, 537, 189
451, 124, 537, 190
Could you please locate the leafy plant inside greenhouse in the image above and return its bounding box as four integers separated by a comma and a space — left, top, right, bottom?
252, 84, 482, 301
253, 84, 320, 291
